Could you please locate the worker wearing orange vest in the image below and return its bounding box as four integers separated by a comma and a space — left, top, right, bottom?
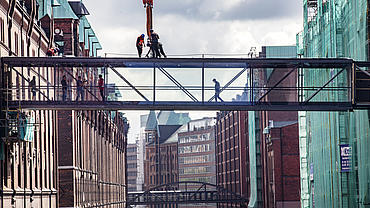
136, 34, 145, 58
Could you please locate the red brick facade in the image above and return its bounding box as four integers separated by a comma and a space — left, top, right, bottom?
0, 1, 58, 207
258, 64, 301, 208
144, 137, 178, 190
215, 111, 249, 207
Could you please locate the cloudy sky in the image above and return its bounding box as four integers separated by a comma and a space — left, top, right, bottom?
83, 0, 303, 142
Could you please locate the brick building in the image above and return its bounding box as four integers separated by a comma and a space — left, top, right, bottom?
257, 46, 300, 208
215, 46, 301, 208
0, 0, 58, 207
0, 1, 129, 208
144, 111, 190, 191
178, 117, 217, 208
215, 111, 249, 207
54, 1, 129, 207
127, 142, 138, 192
178, 117, 216, 186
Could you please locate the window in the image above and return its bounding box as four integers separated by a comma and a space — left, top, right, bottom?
127, 179, 136, 184
178, 144, 210, 154
14, 32, 18, 55
127, 171, 137, 176
179, 166, 212, 175
127, 147, 137, 153
0, 17, 4, 42
127, 163, 137, 169
179, 133, 211, 144
179, 155, 209, 164
127, 155, 137, 161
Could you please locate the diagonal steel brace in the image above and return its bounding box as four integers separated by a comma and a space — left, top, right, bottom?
157, 67, 198, 102
208, 67, 248, 102
258, 67, 296, 102
11, 67, 50, 101
109, 66, 149, 101
356, 66, 370, 77
305, 68, 346, 103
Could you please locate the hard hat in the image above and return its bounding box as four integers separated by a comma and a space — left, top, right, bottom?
141, 34, 145, 37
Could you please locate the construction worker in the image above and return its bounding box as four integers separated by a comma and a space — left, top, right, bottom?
46, 48, 54, 56
143, 0, 153, 7
213, 78, 224, 102
98, 74, 105, 101
150, 29, 160, 58
29, 76, 36, 100
158, 42, 167, 58
136, 34, 145, 58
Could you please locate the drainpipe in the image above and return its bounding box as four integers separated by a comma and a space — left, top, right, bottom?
7, 0, 16, 56
26, 0, 36, 57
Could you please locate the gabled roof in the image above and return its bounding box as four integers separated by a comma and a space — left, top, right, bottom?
145, 110, 157, 131
53, 0, 78, 19
68, 1, 90, 16
158, 125, 182, 144
78, 16, 102, 56
157, 111, 190, 125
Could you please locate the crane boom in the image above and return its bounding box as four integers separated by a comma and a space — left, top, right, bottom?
143, 0, 153, 37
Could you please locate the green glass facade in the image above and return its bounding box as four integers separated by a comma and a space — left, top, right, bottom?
299, 0, 370, 207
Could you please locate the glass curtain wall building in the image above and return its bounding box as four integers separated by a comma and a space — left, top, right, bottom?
298, 0, 370, 208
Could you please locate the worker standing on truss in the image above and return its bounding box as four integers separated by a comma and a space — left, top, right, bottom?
136, 34, 145, 57
150, 29, 160, 58
141, 0, 167, 58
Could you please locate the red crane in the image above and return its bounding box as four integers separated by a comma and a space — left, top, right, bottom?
142, 0, 154, 37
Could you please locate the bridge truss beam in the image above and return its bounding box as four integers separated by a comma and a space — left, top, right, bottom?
1, 57, 369, 111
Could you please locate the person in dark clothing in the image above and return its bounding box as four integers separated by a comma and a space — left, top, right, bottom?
158, 42, 167, 58
98, 74, 105, 101
76, 76, 86, 101
136, 34, 145, 58
150, 29, 160, 58
29, 76, 36, 100
213, 78, 224, 102
61, 75, 68, 101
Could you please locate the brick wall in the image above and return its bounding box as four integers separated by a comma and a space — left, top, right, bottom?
215, 111, 249, 207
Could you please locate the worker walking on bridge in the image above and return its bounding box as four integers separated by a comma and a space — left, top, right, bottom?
136, 34, 145, 58
213, 78, 224, 102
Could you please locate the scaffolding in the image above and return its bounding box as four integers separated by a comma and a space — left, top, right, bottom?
299, 0, 370, 208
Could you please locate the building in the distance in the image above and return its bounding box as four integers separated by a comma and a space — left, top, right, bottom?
127, 143, 138, 192
178, 117, 217, 208
178, 117, 216, 185
144, 111, 190, 192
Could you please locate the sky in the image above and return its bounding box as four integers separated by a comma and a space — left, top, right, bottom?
82, 0, 304, 142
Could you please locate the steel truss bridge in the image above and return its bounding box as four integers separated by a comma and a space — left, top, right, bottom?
126, 181, 248, 206
1, 57, 370, 111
